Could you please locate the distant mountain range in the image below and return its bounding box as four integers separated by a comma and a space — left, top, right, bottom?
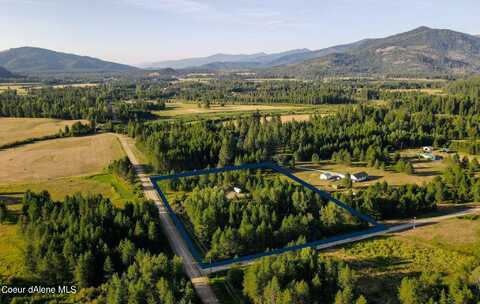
143, 26, 480, 77
2, 27, 480, 78
0, 66, 15, 78
139, 49, 312, 69
0, 47, 138, 75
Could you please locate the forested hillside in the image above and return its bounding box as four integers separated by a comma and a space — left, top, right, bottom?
0, 47, 137, 75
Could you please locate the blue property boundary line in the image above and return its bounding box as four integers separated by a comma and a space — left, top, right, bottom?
150, 162, 386, 269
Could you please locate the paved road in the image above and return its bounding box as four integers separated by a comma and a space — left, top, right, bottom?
117, 135, 219, 304
204, 207, 480, 274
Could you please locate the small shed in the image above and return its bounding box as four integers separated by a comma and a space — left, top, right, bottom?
233, 187, 242, 194
423, 146, 434, 153
351, 172, 368, 182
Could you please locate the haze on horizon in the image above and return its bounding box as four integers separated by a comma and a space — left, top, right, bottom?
1, 0, 479, 65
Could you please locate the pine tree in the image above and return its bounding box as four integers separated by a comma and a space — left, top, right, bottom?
74, 251, 94, 289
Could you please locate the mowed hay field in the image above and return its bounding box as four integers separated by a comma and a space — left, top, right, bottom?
153, 102, 307, 117
0, 133, 124, 183
0, 117, 87, 146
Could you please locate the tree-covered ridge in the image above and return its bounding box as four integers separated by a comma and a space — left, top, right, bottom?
162, 170, 365, 261
15, 191, 197, 303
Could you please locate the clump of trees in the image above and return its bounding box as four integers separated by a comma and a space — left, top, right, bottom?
398, 268, 480, 304
108, 156, 136, 183
240, 248, 366, 304
17, 191, 196, 303
165, 170, 365, 261
0, 202, 7, 223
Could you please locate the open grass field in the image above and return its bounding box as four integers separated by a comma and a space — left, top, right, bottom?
325, 216, 480, 303
0, 83, 39, 94
0, 133, 124, 183
0, 223, 27, 280
153, 102, 309, 117
294, 156, 447, 191
0, 173, 136, 207
385, 88, 446, 95
0, 117, 87, 146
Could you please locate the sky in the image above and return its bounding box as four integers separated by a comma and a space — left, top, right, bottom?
1, 0, 480, 65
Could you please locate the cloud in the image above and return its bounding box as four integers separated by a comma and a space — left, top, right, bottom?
121, 0, 208, 13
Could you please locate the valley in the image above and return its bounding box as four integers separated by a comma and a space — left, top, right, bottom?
2, 6, 480, 303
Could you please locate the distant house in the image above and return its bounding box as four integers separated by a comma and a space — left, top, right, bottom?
423, 146, 434, 153
233, 187, 242, 194
351, 172, 368, 182
419, 153, 439, 161
320, 172, 334, 180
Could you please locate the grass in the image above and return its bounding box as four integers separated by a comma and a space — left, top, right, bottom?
385, 88, 446, 95
0, 133, 125, 184
0, 117, 87, 147
152, 102, 330, 121
0, 223, 27, 280
294, 156, 446, 191
324, 216, 480, 303
0, 173, 136, 207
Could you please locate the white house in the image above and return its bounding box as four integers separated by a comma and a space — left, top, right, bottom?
233, 187, 242, 193
423, 146, 434, 153
351, 172, 368, 182
320, 172, 333, 180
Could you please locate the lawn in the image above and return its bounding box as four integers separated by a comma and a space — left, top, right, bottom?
0, 133, 125, 183
0, 117, 87, 147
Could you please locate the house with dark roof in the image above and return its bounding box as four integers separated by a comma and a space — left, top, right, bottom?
351, 172, 368, 182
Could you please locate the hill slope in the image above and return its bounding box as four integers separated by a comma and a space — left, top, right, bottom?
0, 66, 14, 78
0, 47, 138, 75
273, 27, 480, 77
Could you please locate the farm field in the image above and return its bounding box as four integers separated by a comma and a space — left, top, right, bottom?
0, 117, 87, 146
385, 88, 446, 95
153, 102, 318, 118
325, 216, 480, 303
0, 133, 124, 183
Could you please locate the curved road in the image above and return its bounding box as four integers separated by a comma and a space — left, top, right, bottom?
117, 135, 219, 304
